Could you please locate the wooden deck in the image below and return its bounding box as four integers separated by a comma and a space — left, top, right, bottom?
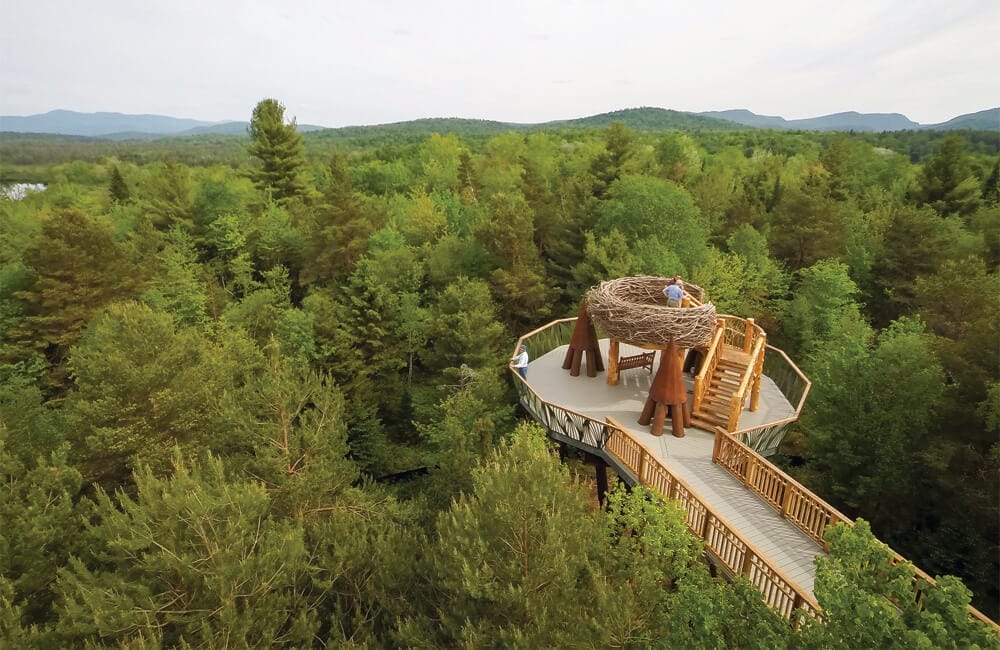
526, 339, 823, 597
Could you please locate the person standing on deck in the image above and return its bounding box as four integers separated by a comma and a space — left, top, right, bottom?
663, 275, 684, 307
511, 344, 529, 379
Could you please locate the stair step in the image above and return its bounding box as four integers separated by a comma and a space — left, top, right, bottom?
690, 414, 728, 429
690, 417, 729, 432
697, 406, 731, 421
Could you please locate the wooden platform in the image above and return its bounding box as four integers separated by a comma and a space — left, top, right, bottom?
524, 339, 821, 596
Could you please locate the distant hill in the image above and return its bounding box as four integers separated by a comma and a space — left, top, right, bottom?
697, 109, 791, 130
698, 109, 921, 131
697, 108, 997, 132
1, 106, 996, 139
538, 107, 741, 131
926, 108, 1000, 131
307, 108, 740, 143
0, 110, 218, 137
0, 110, 324, 138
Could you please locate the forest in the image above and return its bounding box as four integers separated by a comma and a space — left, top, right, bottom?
1, 98, 998, 647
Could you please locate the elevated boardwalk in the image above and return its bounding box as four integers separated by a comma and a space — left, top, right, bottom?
527, 339, 822, 596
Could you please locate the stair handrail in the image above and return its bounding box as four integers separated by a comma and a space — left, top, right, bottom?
693, 319, 726, 412
726, 333, 767, 430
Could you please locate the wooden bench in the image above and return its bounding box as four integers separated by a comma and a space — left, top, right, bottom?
617, 351, 656, 374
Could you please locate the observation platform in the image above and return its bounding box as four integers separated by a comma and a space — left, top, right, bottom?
523, 338, 822, 597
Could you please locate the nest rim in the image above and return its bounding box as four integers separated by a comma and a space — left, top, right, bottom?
585, 275, 716, 349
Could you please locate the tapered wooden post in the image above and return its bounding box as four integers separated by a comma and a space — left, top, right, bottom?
563, 301, 604, 377
639, 340, 687, 437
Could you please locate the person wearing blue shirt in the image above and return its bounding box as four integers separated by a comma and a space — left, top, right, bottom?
663, 275, 685, 307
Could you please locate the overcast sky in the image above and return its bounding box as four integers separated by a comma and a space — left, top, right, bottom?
2, 0, 998, 127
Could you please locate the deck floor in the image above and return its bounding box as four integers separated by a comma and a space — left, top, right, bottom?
526, 340, 822, 596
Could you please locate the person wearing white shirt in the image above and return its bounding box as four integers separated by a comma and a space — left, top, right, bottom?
512, 344, 529, 379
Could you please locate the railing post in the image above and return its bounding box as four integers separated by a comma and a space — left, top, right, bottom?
712, 427, 724, 463
638, 449, 647, 485
750, 343, 765, 412
740, 544, 754, 578
744, 318, 755, 353
780, 482, 794, 519
745, 454, 757, 489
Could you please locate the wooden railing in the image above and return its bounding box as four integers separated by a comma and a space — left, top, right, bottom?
604, 417, 822, 622
729, 344, 811, 457
712, 427, 999, 631
726, 333, 767, 430
692, 315, 768, 430
511, 319, 615, 450
692, 321, 725, 413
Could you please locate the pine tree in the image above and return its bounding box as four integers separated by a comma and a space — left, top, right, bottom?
107, 164, 130, 204
247, 98, 306, 202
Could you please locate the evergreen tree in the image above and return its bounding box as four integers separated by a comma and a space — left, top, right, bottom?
54, 454, 320, 647
247, 98, 306, 202
107, 164, 130, 204
913, 134, 982, 217
10, 208, 145, 378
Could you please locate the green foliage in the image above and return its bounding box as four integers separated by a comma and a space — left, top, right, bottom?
55, 453, 320, 647
247, 98, 306, 201
802, 319, 945, 523
140, 160, 194, 230
2, 108, 998, 637
595, 174, 711, 274
10, 208, 145, 375
0, 425, 82, 631
409, 423, 610, 647
800, 520, 999, 649
783, 259, 870, 357
423, 276, 505, 372
65, 302, 261, 484
107, 164, 130, 204
915, 134, 983, 217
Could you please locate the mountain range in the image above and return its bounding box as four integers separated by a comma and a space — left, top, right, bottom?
0, 107, 996, 139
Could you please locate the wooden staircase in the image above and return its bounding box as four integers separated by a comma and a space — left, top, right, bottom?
691, 348, 751, 430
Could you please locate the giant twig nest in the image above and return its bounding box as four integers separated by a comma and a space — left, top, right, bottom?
585, 276, 716, 349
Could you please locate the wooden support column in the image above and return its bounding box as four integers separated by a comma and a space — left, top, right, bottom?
638, 340, 688, 437
607, 338, 620, 385
562, 301, 604, 377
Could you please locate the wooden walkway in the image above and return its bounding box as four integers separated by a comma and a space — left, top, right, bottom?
526, 340, 823, 597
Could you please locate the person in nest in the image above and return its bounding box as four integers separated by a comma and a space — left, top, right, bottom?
663, 275, 684, 307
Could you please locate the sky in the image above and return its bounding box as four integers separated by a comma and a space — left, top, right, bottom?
2, 0, 998, 127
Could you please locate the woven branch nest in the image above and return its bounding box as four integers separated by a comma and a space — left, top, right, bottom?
585, 276, 717, 349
